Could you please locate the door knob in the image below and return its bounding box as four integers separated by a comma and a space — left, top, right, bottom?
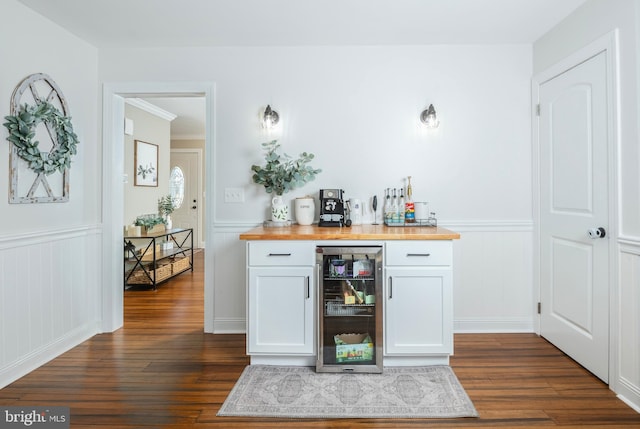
588, 227, 606, 239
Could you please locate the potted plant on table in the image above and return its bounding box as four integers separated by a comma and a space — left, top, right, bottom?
158, 195, 176, 229
251, 140, 321, 222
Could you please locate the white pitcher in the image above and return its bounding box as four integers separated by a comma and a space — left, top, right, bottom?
271, 196, 289, 222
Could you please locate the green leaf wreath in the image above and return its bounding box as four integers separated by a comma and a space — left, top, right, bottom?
3, 101, 79, 175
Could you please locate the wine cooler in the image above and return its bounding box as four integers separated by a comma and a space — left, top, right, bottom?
316, 246, 383, 373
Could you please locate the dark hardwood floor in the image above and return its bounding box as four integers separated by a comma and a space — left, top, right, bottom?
1, 250, 639, 428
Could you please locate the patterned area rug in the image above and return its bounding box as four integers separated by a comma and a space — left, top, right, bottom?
218, 365, 478, 419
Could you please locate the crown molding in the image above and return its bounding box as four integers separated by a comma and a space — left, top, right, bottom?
125, 98, 177, 121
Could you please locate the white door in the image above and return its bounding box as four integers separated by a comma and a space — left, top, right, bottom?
539, 51, 609, 382
170, 150, 201, 247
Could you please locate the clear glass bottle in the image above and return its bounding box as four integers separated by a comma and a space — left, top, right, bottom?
391, 188, 399, 223
384, 188, 392, 224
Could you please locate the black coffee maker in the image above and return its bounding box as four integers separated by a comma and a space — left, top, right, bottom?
318, 189, 347, 227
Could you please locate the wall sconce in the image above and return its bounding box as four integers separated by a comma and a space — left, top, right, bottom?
420, 104, 439, 128
262, 105, 280, 129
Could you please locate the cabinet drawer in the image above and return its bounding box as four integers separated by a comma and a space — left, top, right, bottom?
385, 241, 452, 266
248, 241, 314, 266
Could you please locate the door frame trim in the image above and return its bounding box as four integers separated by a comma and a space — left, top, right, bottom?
532, 30, 620, 386
170, 148, 204, 248
101, 82, 216, 334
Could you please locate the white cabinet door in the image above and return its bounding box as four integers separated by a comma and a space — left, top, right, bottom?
385, 268, 452, 355
248, 267, 315, 355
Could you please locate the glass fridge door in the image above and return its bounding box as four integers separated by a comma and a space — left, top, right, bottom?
316, 246, 383, 373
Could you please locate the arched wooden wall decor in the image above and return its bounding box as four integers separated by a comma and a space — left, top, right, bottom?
7, 73, 74, 203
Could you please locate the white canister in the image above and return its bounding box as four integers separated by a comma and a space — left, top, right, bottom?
414, 201, 429, 220
294, 196, 315, 225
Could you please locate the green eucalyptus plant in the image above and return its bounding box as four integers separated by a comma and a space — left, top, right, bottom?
157, 195, 175, 218
251, 140, 321, 196
134, 214, 164, 229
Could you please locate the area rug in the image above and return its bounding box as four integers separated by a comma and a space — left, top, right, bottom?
218, 365, 478, 419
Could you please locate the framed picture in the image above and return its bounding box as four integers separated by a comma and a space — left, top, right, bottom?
134, 140, 158, 187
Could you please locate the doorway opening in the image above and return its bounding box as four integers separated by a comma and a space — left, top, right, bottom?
102, 82, 214, 334
122, 96, 206, 324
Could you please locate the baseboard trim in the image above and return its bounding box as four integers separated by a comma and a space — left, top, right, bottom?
0, 322, 100, 389
454, 318, 535, 333
616, 377, 640, 413
213, 318, 245, 334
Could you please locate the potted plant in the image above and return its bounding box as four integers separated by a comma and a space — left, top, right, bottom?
135, 214, 165, 233
158, 195, 176, 229
251, 140, 321, 222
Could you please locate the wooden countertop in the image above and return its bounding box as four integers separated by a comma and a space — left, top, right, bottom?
239, 224, 460, 240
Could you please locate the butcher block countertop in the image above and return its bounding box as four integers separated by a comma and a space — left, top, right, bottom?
239, 224, 460, 241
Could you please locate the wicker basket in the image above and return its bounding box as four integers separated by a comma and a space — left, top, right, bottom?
172, 257, 190, 274
128, 263, 172, 285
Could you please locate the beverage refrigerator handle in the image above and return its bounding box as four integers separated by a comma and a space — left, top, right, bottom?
316, 263, 321, 359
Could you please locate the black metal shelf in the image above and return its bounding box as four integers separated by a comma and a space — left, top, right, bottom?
124, 227, 193, 290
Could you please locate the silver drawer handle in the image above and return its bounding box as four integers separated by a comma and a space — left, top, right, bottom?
268, 253, 292, 256
407, 253, 431, 257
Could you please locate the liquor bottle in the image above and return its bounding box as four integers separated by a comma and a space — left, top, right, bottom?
391, 188, 399, 223
405, 176, 415, 223
384, 188, 391, 224
399, 188, 405, 223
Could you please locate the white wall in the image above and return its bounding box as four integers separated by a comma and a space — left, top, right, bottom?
0, 0, 101, 388
100, 44, 535, 334
124, 104, 171, 226
533, 0, 640, 412
102, 45, 532, 223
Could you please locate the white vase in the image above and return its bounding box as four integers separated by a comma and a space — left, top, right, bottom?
165, 215, 173, 229
271, 196, 288, 222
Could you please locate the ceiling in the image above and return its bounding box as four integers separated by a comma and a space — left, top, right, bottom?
18, 0, 587, 140
20, 0, 586, 47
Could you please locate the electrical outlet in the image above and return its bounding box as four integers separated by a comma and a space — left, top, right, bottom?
224, 187, 244, 203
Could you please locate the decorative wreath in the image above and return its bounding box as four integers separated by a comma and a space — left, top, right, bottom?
3, 101, 79, 175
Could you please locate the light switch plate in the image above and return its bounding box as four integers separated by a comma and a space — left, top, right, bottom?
224, 187, 244, 203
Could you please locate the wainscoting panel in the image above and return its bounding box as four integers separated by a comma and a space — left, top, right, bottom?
0, 226, 102, 388
451, 226, 534, 332
211, 226, 249, 333
617, 241, 640, 411
211, 222, 534, 334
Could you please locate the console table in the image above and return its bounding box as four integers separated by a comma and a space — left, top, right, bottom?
124, 227, 193, 289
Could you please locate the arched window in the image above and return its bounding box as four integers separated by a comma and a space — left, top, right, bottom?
169, 166, 185, 209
